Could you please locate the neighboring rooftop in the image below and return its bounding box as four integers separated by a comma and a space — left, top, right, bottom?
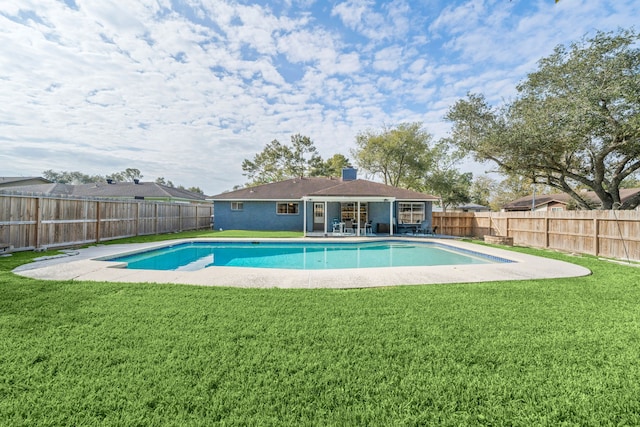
0, 180, 207, 202
503, 188, 640, 211
0, 177, 52, 187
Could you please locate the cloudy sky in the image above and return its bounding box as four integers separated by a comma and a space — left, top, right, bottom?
1, 0, 638, 195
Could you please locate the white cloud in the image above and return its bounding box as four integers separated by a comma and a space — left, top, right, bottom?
429, 0, 488, 35
1, 0, 638, 194
372, 44, 404, 72
331, 0, 411, 41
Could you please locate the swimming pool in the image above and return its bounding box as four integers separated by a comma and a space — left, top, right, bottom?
106, 240, 513, 271
15, 238, 592, 288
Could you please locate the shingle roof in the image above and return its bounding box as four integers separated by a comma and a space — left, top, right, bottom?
0, 181, 206, 201
210, 177, 340, 200
210, 177, 438, 201
503, 193, 573, 211
308, 179, 438, 200
0, 183, 75, 195
72, 182, 206, 200
0, 177, 52, 186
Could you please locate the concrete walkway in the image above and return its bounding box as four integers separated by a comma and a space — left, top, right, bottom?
13, 238, 591, 289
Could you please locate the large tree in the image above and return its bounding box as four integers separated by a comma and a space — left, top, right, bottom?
107, 168, 143, 182
422, 140, 472, 211
242, 134, 341, 185
310, 154, 351, 178
445, 29, 640, 210
42, 170, 103, 184
288, 134, 322, 178
351, 122, 434, 189
469, 175, 498, 208
241, 139, 292, 185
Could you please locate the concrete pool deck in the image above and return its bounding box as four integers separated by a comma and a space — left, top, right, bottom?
12, 238, 591, 289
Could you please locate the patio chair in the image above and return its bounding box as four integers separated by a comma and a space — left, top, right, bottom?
343, 219, 354, 234
364, 220, 373, 235
332, 218, 341, 233
417, 220, 433, 235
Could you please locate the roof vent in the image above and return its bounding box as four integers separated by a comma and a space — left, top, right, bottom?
106, 179, 114, 184
134, 179, 140, 184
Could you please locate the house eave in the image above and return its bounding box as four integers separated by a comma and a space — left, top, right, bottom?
302, 196, 396, 202
395, 197, 439, 202
212, 198, 307, 203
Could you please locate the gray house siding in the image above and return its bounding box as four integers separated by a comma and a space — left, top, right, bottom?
215, 200, 433, 233
304, 201, 315, 232
370, 202, 393, 232
214, 200, 303, 231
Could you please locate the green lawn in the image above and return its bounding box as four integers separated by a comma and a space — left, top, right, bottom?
1, 232, 639, 426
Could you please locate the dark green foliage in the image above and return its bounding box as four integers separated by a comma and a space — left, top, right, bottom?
241, 134, 328, 186
352, 122, 436, 189
1, 245, 640, 425
446, 29, 640, 210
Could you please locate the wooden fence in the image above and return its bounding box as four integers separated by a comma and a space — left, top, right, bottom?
2, 193, 638, 261
0, 194, 213, 252
433, 210, 640, 261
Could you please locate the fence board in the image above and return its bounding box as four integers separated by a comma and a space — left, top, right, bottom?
1, 194, 212, 251
432, 212, 474, 237
472, 210, 640, 261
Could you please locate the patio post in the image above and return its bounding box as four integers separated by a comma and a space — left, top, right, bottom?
357, 201, 361, 236
389, 201, 394, 236
324, 201, 328, 234
303, 201, 307, 237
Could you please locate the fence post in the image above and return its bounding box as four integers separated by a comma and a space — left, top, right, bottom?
35, 197, 42, 249
594, 216, 599, 257
135, 202, 140, 236
154, 203, 158, 234
95, 201, 101, 243
544, 213, 550, 248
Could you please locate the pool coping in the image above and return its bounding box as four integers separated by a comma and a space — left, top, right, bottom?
13, 237, 591, 288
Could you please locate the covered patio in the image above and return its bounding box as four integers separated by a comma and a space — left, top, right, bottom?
302, 196, 436, 237
302, 196, 395, 237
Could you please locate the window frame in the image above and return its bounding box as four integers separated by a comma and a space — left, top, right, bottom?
276, 202, 299, 215
398, 202, 425, 224
231, 201, 244, 211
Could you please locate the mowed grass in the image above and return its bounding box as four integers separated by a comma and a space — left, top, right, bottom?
1, 233, 640, 426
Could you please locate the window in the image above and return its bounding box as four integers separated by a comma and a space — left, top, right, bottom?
231, 202, 243, 211
277, 202, 299, 214
398, 202, 425, 223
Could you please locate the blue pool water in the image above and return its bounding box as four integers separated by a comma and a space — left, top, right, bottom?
106, 241, 512, 271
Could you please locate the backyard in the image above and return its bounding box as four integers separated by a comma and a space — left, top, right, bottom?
1, 231, 639, 426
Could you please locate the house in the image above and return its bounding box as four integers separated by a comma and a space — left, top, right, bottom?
210, 168, 439, 236
502, 188, 640, 212
0, 177, 52, 188
502, 193, 574, 212
0, 179, 207, 203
